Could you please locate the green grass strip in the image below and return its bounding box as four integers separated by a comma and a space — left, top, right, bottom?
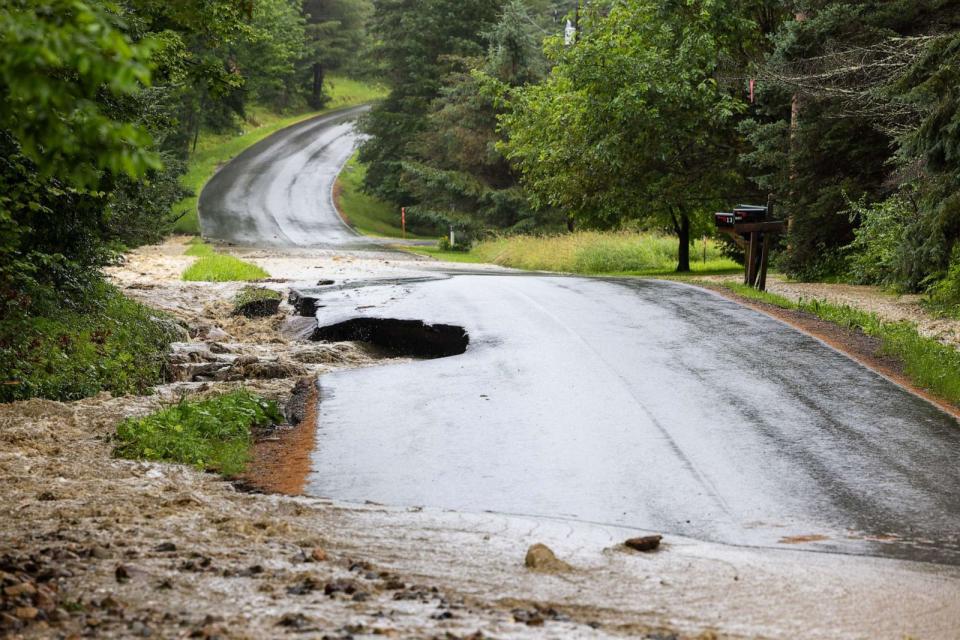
114, 390, 283, 477
713, 282, 960, 405
173, 76, 388, 234
182, 254, 269, 282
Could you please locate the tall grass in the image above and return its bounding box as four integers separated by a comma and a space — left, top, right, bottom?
173, 76, 388, 234
465, 232, 739, 275
718, 282, 960, 405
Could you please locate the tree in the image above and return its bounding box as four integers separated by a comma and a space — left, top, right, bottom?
236, 0, 308, 111
302, 0, 373, 109
399, 0, 553, 236
740, 0, 960, 283
501, 0, 759, 271
358, 0, 504, 204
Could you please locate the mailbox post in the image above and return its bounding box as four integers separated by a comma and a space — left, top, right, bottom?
714, 198, 786, 292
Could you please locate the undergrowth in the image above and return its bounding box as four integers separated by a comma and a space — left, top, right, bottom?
715, 282, 960, 405
113, 390, 283, 477
0, 280, 180, 402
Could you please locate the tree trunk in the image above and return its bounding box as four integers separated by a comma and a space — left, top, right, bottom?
567, 215, 575, 232
676, 212, 691, 273
787, 11, 807, 241
311, 63, 325, 109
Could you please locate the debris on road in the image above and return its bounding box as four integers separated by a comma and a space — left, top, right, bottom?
625, 535, 663, 552
524, 543, 572, 573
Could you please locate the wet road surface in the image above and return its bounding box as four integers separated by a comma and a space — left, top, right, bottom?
305, 275, 960, 565
199, 105, 382, 248
198, 107, 960, 566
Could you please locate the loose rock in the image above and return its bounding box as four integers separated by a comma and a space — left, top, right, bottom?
524, 544, 572, 573
625, 535, 663, 552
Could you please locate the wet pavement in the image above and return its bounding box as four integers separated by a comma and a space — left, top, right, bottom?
198, 107, 960, 568
303, 275, 960, 565
199, 105, 386, 249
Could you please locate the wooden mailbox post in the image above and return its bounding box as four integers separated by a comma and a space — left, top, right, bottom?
714, 199, 786, 292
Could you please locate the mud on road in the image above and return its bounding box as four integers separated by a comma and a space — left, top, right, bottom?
2, 240, 960, 640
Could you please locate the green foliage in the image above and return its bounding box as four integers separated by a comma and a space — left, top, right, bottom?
302, 0, 374, 108
358, 0, 505, 203
747, 1, 960, 288
114, 390, 283, 477
0, 280, 179, 402
235, 0, 308, 110
400, 0, 556, 235
926, 252, 960, 318
182, 252, 270, 282
0, 0, 159, 186
501, 0, 759, 271
844, 193, 915, 287
717, 282, 960, 405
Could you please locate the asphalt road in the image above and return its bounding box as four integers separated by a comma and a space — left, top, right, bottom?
199, 108, 960, 566
199, 105, 380, 248
305, 275, 960, 565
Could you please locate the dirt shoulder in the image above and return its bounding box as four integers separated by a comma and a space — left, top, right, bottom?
699, 274, 960, 350
2, 240, 959, 639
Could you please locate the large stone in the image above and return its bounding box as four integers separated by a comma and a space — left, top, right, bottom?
624, 535, 662, 552
524, 544, 571, 573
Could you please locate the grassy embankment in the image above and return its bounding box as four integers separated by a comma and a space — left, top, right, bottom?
181, 239, 269, 282
412, 232, 741, 275
114, 390, 283, 477
711, 282, 960, 406
0, 282, 181, 403
334, 152, 433, 238
173, 76, 388, 235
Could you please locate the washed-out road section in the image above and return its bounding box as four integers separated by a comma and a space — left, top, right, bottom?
198, 105, 960, 568
304, 274, 960, 566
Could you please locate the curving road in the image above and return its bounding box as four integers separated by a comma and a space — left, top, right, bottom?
200, 108, 960, 566
199, 105, 376, 248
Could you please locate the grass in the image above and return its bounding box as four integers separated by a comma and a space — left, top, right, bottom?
335, 153, 433, 238
712, 282, 960, 406
408, 231, 741, 275
113, 390, 283, 477
234, 286, 281, 307
182, 254, 270, 282
0, 281, 180, 402
172, 76, 388, 234
181, 241, 270, 282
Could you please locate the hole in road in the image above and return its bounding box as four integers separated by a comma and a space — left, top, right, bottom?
311, 318, 468, 359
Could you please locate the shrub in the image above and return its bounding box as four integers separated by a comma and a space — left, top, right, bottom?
844, 194, 912, 287
114, 390, 283, 477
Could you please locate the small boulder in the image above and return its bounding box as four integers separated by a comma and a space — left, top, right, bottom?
624, 535, 662, 552
524, 544, 571, 573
